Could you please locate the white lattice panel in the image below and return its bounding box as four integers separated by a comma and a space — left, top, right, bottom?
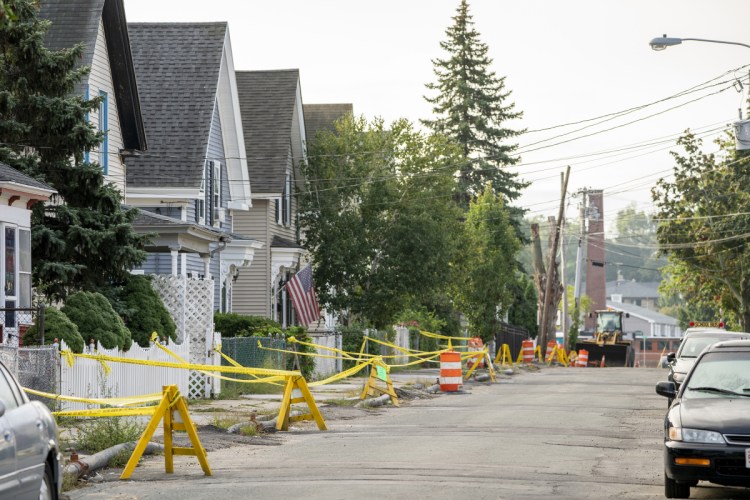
151, 275, 216, 399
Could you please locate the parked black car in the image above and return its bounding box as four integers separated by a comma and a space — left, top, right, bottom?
656, 339, 750, 498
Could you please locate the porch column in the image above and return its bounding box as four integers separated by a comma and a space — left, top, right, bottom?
202, 254, 211, 279
169, 246, 180, 276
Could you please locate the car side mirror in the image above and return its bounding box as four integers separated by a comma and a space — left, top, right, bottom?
666, 352, 676, 362
655, 381, 676, 399
0, 400, 6, 418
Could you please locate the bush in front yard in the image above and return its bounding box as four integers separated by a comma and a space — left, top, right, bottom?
100, 275, 177, 347
214, 313, 282, 338
22, 307, 85, 353
62, 291, 132, 350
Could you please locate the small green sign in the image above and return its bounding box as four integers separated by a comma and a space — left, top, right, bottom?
376, 365, 387, 381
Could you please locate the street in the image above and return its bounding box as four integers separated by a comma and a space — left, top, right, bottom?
67, 367, 750, 499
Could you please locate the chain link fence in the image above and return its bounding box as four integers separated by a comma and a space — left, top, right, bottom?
0, 345, 59, 409
0, 306, 45, 347
220, 335, 288, 371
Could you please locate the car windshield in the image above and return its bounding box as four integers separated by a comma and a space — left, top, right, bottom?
678, 337, 723, 358
683, 352, 750, 398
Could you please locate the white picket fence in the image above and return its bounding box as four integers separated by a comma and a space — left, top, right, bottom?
309, 333, 343, 379
58, 339, 191, 411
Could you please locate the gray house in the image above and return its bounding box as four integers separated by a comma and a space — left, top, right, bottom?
607, 301, 682, 338
232, 70, 309, 327
125, 23, 259, 312
39, 0, 148, 194
607, 280, 661, 311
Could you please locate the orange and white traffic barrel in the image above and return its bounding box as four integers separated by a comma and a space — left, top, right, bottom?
576, 349, 589, 367
521, 339, 534, 364
439, 351, 463, 392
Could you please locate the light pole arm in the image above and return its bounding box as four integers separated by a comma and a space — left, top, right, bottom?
681, 38, 750, 50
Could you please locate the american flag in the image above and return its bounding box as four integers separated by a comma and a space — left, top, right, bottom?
286, 264, 321, 326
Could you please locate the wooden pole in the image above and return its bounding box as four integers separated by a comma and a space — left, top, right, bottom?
539, 166, 571, 357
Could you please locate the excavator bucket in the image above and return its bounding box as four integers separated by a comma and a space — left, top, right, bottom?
574, 342, 635, 367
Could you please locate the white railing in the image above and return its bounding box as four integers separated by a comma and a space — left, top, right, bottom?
58, 339, 191, 411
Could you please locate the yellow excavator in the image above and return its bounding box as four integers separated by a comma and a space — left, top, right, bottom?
575, 310, 635, 367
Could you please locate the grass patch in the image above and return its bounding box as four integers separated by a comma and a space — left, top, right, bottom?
238, 424, 260, 437
210, 414, 244, 430
75, 417, 145, 454
62, 472, 79, 492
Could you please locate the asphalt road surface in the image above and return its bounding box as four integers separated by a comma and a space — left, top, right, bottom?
67, 366, 750, 499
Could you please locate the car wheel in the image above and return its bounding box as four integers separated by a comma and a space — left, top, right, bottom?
39, 462, 55, 500
665, 473, 690, 498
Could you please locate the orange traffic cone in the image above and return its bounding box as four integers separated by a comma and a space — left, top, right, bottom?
600, 355, 606, 367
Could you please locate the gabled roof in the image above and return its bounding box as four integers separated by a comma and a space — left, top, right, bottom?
303, 103, 353, 144
606, 301, 678, 325
236, 69, 300, 194
126, 23, 227, 189
0, 162, 54, 192
606, 280, 661, 299
39, 0, 146, 151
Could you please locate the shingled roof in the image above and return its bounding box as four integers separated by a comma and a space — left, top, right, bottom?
39, 0, 146, 151
126, 23, 227, 189
235, 70, 300, 194
0, 162, 54, 191
303, 103, 353, 144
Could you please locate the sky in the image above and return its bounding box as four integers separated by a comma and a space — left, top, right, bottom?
124, 0, 750, 232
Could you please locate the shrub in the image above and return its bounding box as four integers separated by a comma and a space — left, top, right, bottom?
337, 324, 368, 370
100, 276, 177, 347
22, 307, 85, 353
62, 292, 132, 350
214, 313, 281, 338
75, 417, 144, 454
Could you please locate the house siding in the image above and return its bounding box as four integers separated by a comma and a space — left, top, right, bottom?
232, 199, 271, 317
89, 18, 126, 194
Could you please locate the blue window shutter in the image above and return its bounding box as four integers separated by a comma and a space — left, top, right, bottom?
99, 91, 108, 175
84, 85, 90, 164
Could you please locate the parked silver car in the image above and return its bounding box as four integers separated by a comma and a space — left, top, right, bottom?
0, 360, 62, 499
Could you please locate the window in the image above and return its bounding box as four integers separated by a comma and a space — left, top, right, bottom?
277, 173, 292, 227
4, 226, 15, 298
211, 161, 222, 227
0, 365, 20, 410
195, 168, 206, 224
99, 91, 108, 175
18, 230, 30, 308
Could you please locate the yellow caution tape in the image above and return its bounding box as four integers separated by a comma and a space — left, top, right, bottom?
53, 406, 158, 418
60, 349, 300, 378
23, 388, 163, 407
287, 336, 363, 360
307, 360, 374, 386
419, 330, 474, 341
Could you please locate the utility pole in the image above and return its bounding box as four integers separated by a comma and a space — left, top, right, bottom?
560, 174, 569, 350
539, 166, 571, 356
573, 189, 587, 309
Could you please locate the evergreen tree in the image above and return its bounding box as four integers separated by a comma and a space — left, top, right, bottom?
0, 0, 149, 300
422, 0, 526, 209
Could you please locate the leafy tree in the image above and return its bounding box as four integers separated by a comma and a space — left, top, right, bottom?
0, 0, 149, 301
507, 272, 537, 336
22, 306, 84, 353
451, 184, 521, 341
605, 205, 665, 282
422, 0, 525, 209
299, 115, 463, 329
100, 275, 176, 347
61, 291, 132, 350
652, 131, 750, 329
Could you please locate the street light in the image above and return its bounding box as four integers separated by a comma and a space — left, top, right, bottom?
650, 34, 750, 51
650, 34, 750, 151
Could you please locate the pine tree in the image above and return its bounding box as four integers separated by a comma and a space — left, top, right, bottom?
0, 0, 149, 301
423, 0, 526, 209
